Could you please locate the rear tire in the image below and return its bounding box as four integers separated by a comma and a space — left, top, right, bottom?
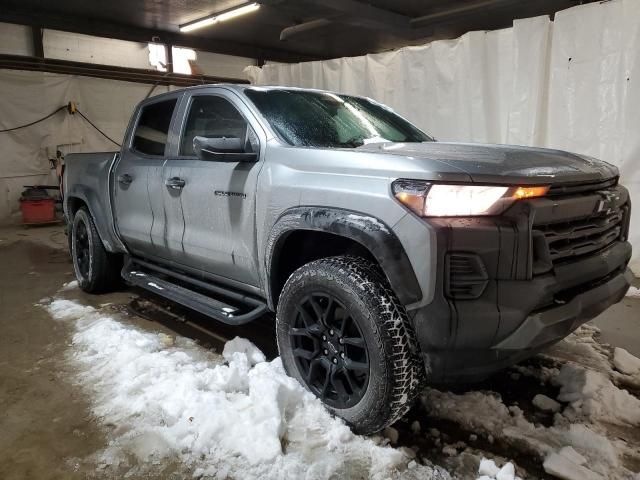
71, 207, 121, 293
276, 255, 424, 434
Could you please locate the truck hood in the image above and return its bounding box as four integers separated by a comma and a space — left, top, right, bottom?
357, 142, 618, 185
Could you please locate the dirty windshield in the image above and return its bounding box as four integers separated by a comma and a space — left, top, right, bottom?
245, 88, 432, 148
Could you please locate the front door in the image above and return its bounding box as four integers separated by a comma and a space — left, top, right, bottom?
113, 95, 179, 256
171, 91, 263, 287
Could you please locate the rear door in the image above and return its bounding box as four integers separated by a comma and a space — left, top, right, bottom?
167, 89, 264, 287
112, 94, 180, 256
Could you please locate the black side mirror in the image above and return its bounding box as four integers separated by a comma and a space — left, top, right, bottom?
193, 136, 257, 162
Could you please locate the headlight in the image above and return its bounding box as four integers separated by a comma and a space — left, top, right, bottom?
392, 180, 549, 217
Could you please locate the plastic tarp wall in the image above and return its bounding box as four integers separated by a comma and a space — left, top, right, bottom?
247, 0, 640, 275
0, 70, 173, 222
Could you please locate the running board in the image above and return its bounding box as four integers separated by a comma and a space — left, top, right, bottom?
121, 260, 267, 325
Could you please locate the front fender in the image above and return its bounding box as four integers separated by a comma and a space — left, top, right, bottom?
265, 206, 422, 309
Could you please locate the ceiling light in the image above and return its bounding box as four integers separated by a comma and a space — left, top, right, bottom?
180, 3, 260, 33
216, 3, 260, 22
180, 17, 216, 33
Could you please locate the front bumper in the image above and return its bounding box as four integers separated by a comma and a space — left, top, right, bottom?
494, 247, 632, 351
411, 183, 632, 382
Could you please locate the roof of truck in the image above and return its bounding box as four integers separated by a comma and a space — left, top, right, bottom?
144, 84, 362, 102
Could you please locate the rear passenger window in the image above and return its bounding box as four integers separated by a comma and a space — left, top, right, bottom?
132, 98, 177, 156
180, 95, 251, 156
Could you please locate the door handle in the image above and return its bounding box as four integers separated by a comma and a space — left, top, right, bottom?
118, 173, 133, 185
165, 177, 186, 190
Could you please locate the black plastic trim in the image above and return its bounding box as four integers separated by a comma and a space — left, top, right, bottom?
265, 207, 422, 309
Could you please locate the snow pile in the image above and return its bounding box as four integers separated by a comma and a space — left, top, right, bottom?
61, 280, 79, 291
613, 347, 640, 376
531, 394, 561, 413
555, 364, 640, 426
423, 388, 629, 478
422, 325, 640, 479
44, 298, 447, 479
60, 280, 78, 292
543, 446, 604, 480
476, 458, 520, 480
625, 286, 640, 298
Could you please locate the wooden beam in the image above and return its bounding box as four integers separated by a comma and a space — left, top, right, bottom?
0, 54, 250, 86
31, 25, 44, 58
166, 44, 174, 74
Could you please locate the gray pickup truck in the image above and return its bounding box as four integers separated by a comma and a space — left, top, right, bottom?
64, 84, 633, 434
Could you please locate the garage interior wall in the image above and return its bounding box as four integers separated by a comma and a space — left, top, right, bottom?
0, 70, 177, 222
0, 23, 256, 223
247, 0, 640, 275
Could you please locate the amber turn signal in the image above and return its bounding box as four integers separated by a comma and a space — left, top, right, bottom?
395, 191, 425, 213
511, 186, 549, 199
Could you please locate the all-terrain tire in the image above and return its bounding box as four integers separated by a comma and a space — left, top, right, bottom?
276, 255, 425, 434
70, 207, 122, 293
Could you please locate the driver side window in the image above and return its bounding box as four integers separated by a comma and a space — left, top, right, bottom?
180, 95, 255, 157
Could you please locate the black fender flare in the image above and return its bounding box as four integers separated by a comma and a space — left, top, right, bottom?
264, 206, 422, 309
64, 189, 124, 253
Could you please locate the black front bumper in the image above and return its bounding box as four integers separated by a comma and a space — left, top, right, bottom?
412, 184, 632, 382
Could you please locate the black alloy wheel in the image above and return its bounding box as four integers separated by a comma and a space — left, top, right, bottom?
290, 293, 369, 409
73, 218, 91, 280
71, 207, 122, 293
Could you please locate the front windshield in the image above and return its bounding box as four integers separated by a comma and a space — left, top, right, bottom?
244, 88, 433, 148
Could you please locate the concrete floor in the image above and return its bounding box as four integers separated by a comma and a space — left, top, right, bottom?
0, 224, 638, 479
593, 293, 640, 357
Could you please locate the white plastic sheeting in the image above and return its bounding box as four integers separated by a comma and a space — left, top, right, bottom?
0, 70, 174, 221
247, 0, 640, 275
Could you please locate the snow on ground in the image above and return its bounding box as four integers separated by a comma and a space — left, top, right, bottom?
613, 347, 640, 376
41, 286, 640, 479
625, 286, 640, 298
60, 280, 79, 291
42, 297, 449, 480
420, 325, 640, 480
555, 364, 640, 425
476, 458, 520, 480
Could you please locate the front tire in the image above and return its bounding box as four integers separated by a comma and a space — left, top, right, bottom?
276, 255, 424, 434
71, 207, 121, 293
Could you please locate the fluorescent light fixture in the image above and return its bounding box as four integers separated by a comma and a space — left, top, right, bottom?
180, 2, 260, 33
180, 17, 216, 33
217, 3, 260, 22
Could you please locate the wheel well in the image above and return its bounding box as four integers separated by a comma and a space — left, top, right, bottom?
270, 230, 377, 308
66, 197, 87, 219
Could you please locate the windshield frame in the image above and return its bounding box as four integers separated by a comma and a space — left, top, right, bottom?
243, 87, 434, 149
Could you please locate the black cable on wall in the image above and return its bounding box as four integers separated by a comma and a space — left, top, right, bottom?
0, 102, 122, 147
0, 105, 66, 133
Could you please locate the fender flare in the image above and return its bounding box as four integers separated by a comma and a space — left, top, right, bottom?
264, 206, 422, 309
64, 186, 125, 253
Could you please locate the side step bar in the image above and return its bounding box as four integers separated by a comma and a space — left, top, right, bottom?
121, 258, 268, 325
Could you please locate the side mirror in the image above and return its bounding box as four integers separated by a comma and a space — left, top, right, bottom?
193, 136, 257, 162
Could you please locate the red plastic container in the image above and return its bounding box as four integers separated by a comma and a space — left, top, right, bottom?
20, 198, 56, 224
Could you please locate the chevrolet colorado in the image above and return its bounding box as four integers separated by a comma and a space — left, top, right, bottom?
63, 85, 633, 434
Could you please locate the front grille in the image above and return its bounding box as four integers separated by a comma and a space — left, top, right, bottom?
534, 205, 626, 264
547, 177, 618, 196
